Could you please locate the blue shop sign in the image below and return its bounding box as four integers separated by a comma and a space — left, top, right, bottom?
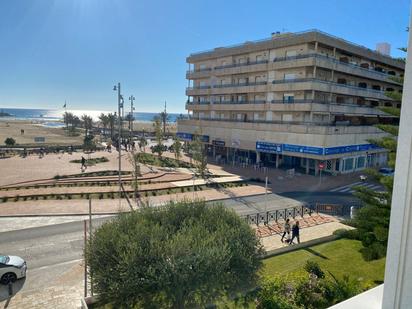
176, 132, 209, 143
324, 144, 381, 155
176, 132, 193, 141
256, 141, 282, 154
283, 143, 324, 155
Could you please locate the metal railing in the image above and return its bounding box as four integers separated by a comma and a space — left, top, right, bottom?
271, 78, 387, 94
214, 59, 269, 70
241, 205, 315, 225
212, 81, 267, 88
189, 29, 403, 65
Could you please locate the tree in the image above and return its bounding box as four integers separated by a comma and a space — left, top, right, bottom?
349, 48, 405, 260
152, 116, 163, 157
138, 135, 147, 152
128, 151, 141, 205
86, 200, 264, 308
4, 137, 16, 146
81, 114, 93, 137
63, 112, 73, 130
172, 136, 182, 162
99, 113, 109, 137
125, 113, 134, 131
191, 132, 208, 178
107, 113, 116, 139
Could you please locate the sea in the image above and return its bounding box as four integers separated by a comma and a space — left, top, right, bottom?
0, 108, 183, 124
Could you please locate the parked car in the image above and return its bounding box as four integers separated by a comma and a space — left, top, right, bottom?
0, 255, 27, 284
379, 167, 395, 177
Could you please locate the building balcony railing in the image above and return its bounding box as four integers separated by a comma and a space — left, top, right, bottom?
186, 85, 212, 90
271, 78, 387, 94
179, 115, 357, 127
188, 52, 400, 82
213, 81, 267, 88
214, 59, 269, 70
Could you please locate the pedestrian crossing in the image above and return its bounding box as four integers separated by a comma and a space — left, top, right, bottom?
329, 181, 383, 193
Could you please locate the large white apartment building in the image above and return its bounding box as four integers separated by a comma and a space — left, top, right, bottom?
177, 30, 404, 175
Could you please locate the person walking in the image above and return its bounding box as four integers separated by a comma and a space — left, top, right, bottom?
289, 221, 300, 245
81, 156, 86, 170
281, 218, 291, 243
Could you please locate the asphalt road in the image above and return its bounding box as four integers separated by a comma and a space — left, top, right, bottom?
0, 217, 111, 302
0, 191, 358, 302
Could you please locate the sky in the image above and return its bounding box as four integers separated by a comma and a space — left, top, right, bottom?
0, 0, 410, 113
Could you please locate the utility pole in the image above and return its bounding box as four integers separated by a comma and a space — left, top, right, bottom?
129, 95, 135, 141
163, 101, 167, 135
265, 176, 268, 225
113, 83, 123, 207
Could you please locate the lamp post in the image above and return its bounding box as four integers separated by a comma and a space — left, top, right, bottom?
129, 95, 135, 142
113, 83, 123, 207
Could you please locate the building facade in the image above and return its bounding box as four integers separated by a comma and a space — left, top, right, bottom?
177, 30, 404, 175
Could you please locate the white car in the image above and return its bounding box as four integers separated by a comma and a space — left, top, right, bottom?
0, 255, 27, 284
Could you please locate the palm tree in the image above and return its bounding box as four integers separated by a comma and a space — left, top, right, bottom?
99, 113, 109, 137
81, 114, 93, 137
107, 113, 116, 139
63, 112, 74, 130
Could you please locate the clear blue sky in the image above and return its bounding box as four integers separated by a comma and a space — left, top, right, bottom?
0, 0, 410, 113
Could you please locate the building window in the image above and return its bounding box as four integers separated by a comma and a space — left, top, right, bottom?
357, 156, 366, 169
283, 93, 294, 103
344, 158, 354, 171
284, 73, 296, 80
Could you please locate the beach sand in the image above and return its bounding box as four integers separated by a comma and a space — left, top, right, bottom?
0, 119, 84, 146
0, 119, 177, 146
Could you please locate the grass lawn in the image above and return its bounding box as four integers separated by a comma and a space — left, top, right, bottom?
262, 239, 385, 288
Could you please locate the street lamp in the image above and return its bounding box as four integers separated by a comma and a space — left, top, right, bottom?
113, 83, 123, 207
129, 95, 135, 141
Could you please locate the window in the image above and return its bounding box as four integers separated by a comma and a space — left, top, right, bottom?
344, 158, 354, 171
283, 93, 294, 103
284, 73, 296, 80
357, 156, 366, 169
286, 50, 297, 57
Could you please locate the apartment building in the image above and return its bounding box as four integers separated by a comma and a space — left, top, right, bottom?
177, 30, 404, 175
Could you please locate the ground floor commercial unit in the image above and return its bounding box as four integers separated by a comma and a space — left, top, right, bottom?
177, 121, 388, 175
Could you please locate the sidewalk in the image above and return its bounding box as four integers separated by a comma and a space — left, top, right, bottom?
0, 185, 268, 216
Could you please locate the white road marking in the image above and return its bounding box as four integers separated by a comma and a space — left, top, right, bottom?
30, 258, 83, 271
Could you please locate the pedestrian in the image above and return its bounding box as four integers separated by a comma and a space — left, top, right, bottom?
81, 156, 86, 170
281, 218, 291, 243
289, 221, 300, 245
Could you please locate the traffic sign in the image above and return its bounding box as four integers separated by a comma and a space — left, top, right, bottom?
318, 162, 325, 170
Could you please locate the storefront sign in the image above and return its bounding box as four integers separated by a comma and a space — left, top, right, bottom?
324, 144, 381, 155
256, 141, 282, 154
212, 140, 225, 147
282, 143, 324, 155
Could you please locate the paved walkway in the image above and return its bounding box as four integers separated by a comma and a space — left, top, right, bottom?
0, 185, 268, 216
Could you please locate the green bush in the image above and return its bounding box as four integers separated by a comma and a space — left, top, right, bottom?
86, 200, 264, 308
360, 243, 386, 261
304, 261, 325, 279
333, 228, 360, 240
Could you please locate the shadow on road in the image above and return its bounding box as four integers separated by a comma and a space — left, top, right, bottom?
0, 278, 26, 307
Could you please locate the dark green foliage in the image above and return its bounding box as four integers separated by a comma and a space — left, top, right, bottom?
70, 156, 109, 165
136, 152, 193, 168
85, 200, 264, 308
4, 137, 16, 146
304, 261, 325, 279
256, 263, 361, 309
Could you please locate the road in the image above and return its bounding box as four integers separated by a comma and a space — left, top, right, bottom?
0, 217, 111, 305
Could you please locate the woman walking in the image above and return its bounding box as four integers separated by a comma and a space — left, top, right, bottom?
281, 218, 291, 243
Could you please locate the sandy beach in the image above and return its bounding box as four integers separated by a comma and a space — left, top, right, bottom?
0, 119, 177, 146
0, 119, 84, 146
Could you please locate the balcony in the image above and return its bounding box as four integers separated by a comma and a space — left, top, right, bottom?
270, 78, 391, 100
177, 117, 387, 136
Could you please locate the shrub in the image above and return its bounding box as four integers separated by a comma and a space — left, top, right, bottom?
4, 137, 16, 146
86, 200, 264, 308
304, 261, 325, 279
